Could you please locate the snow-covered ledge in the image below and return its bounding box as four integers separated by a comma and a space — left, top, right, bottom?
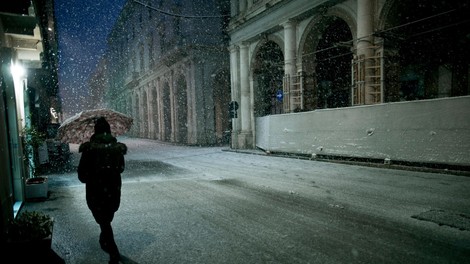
256, 96, 470, 168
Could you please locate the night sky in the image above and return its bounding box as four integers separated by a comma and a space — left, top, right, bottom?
55, 0, 126, 117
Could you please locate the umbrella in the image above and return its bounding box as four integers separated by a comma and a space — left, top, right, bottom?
56, 109, 133, 144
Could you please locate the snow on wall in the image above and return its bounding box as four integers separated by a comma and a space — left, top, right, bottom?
256, 96, 470, 166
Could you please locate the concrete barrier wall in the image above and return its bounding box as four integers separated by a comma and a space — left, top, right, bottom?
255, 96, 470, 166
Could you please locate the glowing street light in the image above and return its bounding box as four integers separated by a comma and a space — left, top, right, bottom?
10, 63, 26, 78
10, 62, 27, 129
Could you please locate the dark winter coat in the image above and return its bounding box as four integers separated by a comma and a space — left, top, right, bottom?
78, 133, 127, 217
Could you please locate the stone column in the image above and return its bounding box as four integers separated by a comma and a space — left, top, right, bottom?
357, 0, 375, 104
169, 72, 175, 142
126, 96, 131, 119
156, 78, 163, 140
229, 44, 241, 148
187, 62, 196, 144
238, 42, 253, 148
137, 89, 144, 137
131, 92, 136, 136
147, 81, 155, 139
239, 43, 250, 132
283, 20, 297, 112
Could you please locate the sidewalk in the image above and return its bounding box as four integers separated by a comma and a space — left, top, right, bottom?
223, 147, 470, 177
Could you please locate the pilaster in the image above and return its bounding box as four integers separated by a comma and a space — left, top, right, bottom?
357, 0, 376, 104
229, 45, 241, 148
239, 42, 251, 133
282, 20, 297, 112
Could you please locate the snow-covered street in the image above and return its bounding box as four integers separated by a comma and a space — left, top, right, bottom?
25, 138, 470, 263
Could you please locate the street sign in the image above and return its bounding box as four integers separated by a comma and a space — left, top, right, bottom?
276, 90, 283, 102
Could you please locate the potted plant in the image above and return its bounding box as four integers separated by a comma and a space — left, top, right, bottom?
5, 210, 54, 259
22, 126, 49, 199
25, 176, 49, 200
22, 126, 46, 176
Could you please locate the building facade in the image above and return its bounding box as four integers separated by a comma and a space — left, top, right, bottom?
0, 0, 60, 237
228, 0, 470, 167
105, 0, 231, 145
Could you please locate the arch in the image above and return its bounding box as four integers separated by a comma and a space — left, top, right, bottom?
251, 40, 284, 117
378, 0, 470, 101
250, 35, 285, 66
377, 0, 396, 31
327, 5, 357, 44
298, 6, 357, 71
299, 14, 354, 109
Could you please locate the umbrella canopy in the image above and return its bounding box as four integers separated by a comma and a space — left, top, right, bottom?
56, 109, 133, 144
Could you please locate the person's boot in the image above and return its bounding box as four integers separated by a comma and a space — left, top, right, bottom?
108, 252, 121, 264
107, 239, 121, 264
99, 239, 109, 253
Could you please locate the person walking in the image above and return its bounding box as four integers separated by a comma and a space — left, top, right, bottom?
77, 117, 127, 264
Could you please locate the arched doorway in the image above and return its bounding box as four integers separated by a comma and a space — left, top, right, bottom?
252, 40, 284, 117
213, 69, 231, 144
314, 18, 353, 109
175, 76, 188, 143
381, 1, 470, 101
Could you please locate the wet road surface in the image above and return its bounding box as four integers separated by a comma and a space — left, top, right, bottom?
23, 138, 470, 263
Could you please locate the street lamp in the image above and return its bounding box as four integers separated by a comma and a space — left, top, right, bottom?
10, 63, 25, 78
10, 62, 27, 129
